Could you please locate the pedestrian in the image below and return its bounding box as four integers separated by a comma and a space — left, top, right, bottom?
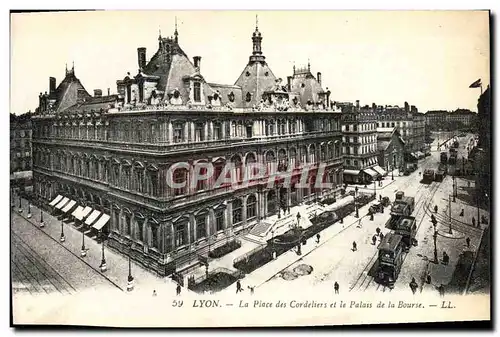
176, 284, 181, 296
442, 251, 449, 265
352, 241, 357, 251
372, 235, 377, 245
460, 209, 464, 216
152, 290, 157, 297
466, 237, 471, 248
236, 280, 243, 293
426, 273, 432, 285
410, 277, 418, 294
379, 194, 382, 201
248, 286, 254, 295
434, 205, 438, 213
437, 284, 445, 297
379, 233, 384, 242
334, 282, 339, 294
472, 217, 476, 227
376, 227, 381, 236
467, 181, 471, 188
316, 233, 320, 244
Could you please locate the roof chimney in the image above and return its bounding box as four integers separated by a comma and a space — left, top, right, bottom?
137, 47, 147, 70
317, 72, 322, 85
356, 100, 360, 109
94, 89, 102, 97
49, 77, 56, 95
193, 56, 201, 71
287, 76, 292, 91
107, 88, 110, 96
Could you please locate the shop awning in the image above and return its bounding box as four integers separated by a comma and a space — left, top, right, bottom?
49, 195, 63, 207
343, 169, 361, 175
93, 214, 110, 230
62, 200, 77, 213
85, 210, 101, 225
55, 197, 70, 209
372, 165, 387, 176
363, 168, 378, 177
72, 206, 84, 219
80, 206, 92, 220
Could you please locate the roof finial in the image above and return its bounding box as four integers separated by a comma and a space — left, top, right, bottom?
256, 14, 259, 30
174, 16, 179, 43
159, 26, 162, 38
65, 63, 68, 73
72, 61, 74, 70
308, 58, 310, 71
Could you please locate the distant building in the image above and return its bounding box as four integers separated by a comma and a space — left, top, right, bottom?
376, 127, 405, 173
341, 102, 386, 184
376, 102, 426, 155
424, 109, 477, 130
10, 113, 33, 191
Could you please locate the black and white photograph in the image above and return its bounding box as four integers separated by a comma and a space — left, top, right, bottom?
9, 9, 491, 327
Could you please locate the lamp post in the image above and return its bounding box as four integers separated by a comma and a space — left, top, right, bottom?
40, 209, 45, 228
452, 175, 456, 202
18, 196, 23, 213
99, 239, 107, 272
276, 184, 281, 219
127, 254, 134, 291
392, 152, 395, 180
373, 178, 377, 199
81, 230, 87, 257
296, 212, 302, 255
354, 186, 359, 218
60, 219, 65, 242
448, 195, 453, 234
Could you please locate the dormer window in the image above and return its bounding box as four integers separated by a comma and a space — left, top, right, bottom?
194, 82, 201, 102
301, 83, 305, 88
245, 92, 252, 102
246, 71, 251, 77
228, 91, 235, 102
265, 71, 269, 76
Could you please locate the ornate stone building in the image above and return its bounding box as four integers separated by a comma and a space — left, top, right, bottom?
31, 22, 343, 276
341, 102, 384, 184
10, 112, 33, 190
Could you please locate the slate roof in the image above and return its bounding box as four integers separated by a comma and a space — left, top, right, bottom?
51, 71, 91, 112
289, 67, 327, 107
234, 61, 277, 108
64, 95, 119, 114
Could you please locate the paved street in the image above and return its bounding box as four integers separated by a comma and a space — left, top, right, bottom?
253, 133, 487, 297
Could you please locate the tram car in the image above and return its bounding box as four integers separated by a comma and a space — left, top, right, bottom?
375, 232, 405, 288
422, 169, 435, 183
393, 215, 418, 251
390, 191, 415, 216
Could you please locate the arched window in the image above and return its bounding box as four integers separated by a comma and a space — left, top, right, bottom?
150, 220, 159, 250
194, 82, 201, 102
231, 155, 243, 184
232, 199, 243, 224
135, 215, 144, 242
173, 167, 188, 196
265, 151, 276, 176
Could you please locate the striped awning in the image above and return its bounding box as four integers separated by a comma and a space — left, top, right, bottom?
363, 168, 378, 177
372, 165, 387, 176
55, 197, 70, 209
93, 214, 110, 230
343, 169, 360, 175
62, 200, 77, 213
85, 210, 101, 225
72, 206, 84, 219
49, 195, 63, 207
80, 206, 92, 220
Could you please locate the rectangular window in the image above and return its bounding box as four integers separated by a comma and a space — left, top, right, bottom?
196, 215, 206, 240
194, 82, 201, 102
216, 211, 224, 231
214, 123, 222, 140
194, 123, 204, 142
353, 124, 358, 131
173, 123, 184, 143
175, 224, 186, 247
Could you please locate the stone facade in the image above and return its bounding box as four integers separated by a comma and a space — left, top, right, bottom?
31, 22, 343, 276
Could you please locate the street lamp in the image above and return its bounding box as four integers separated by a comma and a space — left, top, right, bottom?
354, 186, 359, 218
81, 230, 87, 257
18, 196, 22, 213
127, 254, 134, 291
448, 195, 453, 234
392, 152, 395, 180
40, 209, 45, 228
276, 185, 281, 219
99, 239, 107, 272
452, 175, 456, 202
60, 219, 65, 242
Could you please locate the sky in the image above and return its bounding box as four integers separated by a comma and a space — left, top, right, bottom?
10, 10, 490, 114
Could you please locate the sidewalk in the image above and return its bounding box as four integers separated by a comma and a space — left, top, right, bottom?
217, 191, 384, 295
12, 195, 184, 297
